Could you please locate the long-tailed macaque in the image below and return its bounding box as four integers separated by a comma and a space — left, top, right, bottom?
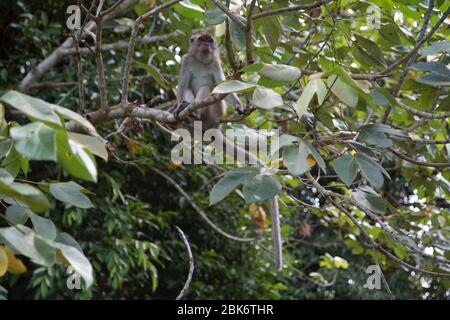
173, 32, 243, 129
173, 32, 283, 271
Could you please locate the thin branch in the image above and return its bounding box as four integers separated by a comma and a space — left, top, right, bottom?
389, 148, 450, 168
245, 0, 257, 65
252, 0, 333, 20
121, 0, 182, 103
100, 0, 126, 17
174, 226, 195, 300
382, 0, 436, 123
211, 0, 246, 29
70, 31, 86, 113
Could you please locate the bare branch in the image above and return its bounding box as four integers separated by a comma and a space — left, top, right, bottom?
211, 0, 246, 29
252, 0, 333, 20
121, 0, 182, 103
174, 226, 194, 300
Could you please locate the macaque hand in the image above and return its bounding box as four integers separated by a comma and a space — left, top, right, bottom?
174, 101, 190, 119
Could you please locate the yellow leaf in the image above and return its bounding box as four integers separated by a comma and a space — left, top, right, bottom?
249, 204, 267, 233
126, 139, 140, 154
0, 246, 8, 277
307, 155, 316, 167
168, 160, 182, 170
4, 246, 27, 275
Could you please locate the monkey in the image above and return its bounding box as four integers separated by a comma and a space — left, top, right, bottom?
172, 32, 283, 271
173, 32, 244, 130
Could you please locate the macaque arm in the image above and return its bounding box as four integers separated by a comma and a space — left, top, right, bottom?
176, 55, 191, 106
213, 62, 244, 113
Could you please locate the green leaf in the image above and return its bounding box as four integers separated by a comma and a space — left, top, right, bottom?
251, 87, 283, 109
1, 90, 61, 126
262, 16, 281, 52
303, 140, 326, 173
259, 64, 301, 82
229, 18, 246, 49
333, 155, 358, 187
419, 40, 450, 56
358, 127, 392, 148
67, 132, 108, 161
327, 75, 358, 107
212, 80, 256, 94
55, 130, 97, 182
209, 168, 258, 205
282, 143, 311, 176
351, 187, 386, 214
240, 62, 264, 73
174, 1, 205, 20
295, 79, 327, 118
0, 181, 49, 213
49, 181, 94, 209
1, 91, 96, 133
29, 213, 57, 240
5, 206, 31, 225
10, 122, 56, 161
0, 168, 14, 184
354, 154, 384, 189
54, 242, 93, 288
416, 73, 450, 86
242, 174, 281, 203
205, 7, 227, 25
0, 226, 54, 266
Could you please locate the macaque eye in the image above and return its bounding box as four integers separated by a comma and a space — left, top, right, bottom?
199, 37, 214, 44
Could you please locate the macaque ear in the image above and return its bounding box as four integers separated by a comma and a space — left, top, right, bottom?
190, 36, 195, 43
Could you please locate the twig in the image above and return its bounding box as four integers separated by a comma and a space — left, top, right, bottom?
175, 226, 194, 300
71, 31, 86, 113
121, 0, 182, 103
252, 0, 333, 20
382, 0, 436, 123
211, 0, 246, 29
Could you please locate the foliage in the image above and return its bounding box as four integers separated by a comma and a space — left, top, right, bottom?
0, 0, 449, 299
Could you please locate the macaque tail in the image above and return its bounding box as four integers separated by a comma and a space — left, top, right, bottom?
269, 196, 283, 272
216, 131, 283, 271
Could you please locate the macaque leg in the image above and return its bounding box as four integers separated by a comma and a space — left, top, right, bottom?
195, 86, 226, 130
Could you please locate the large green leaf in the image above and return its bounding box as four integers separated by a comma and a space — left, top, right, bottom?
282, 143, 311, 176
174, 1, 205, 20
0, 181, 49, 213
10, 122, 56, 161
49, 181, 94, 209
56, 130, 97, 182
262, 16, 281, 52
295, 78, 327, 118
259, 64, 301, 82
251, 87, 283, 109
327, 75, 358, 107
1, 91, 96, 133
209, 168, 259, 205
0, 226, 55, 266
29, 213, 57, 240
333, 155, 358, 187
1, 90, 61, 126
67, 132, 108, 161
212, 80, 256, 94
242, 174, 281, 203
354, 154, 384, 189
55, 242, 93, 288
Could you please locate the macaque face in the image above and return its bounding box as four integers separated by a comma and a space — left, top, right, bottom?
191, 34, 216, 64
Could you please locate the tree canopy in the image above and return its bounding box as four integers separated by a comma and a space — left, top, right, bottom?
0, 0, 449, 299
